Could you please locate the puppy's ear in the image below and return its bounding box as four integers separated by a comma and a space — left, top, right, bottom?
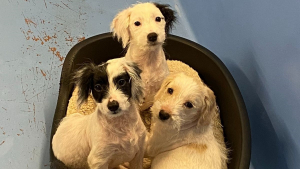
123, 61, 144, 104
154, 3, 177, 34
154, 73, 177, 101
111, 7, 132, 48
73, 63, 95, 106
198, 88, 217, 126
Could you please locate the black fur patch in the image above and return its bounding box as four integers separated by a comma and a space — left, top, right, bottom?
74, 61, 144, 105
91, 64, 109, 103
129, 62, 142, 78
154, 3, 177, 34
113, 72, 132, 99
127, 62, 143, 102
73, 63, 108, 105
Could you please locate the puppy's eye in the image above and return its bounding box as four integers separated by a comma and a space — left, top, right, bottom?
167, 88, 173, 94
94, 84, 103, 92
134, 21, 141, 26
155, 17, 161, 22
118, 79, 126, 86
184, 102, 193, 108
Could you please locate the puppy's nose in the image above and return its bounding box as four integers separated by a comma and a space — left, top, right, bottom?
107, 100, 119, 112
147, 32, 157, 42
159, 110, 170, 120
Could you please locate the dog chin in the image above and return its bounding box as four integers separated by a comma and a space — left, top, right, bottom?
105, 110, 125, 117
147, 42, 158, 46
97, 105, 125, 118
146, 41, 163, 47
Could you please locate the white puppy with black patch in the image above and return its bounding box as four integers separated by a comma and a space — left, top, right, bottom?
52, 58, 146, 169
146, 73, 227, 169
111, 2, 176, 110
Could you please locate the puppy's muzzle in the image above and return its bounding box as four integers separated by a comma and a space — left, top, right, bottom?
147, 32, 158, 42
159, 110, 170, 121
107, 100, 119, 113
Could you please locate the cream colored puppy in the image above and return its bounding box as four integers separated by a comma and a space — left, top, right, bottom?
111, 2, 176, 110
146, 73, 227, 169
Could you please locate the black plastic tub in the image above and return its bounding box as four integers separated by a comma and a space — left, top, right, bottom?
50, 32, 251, 169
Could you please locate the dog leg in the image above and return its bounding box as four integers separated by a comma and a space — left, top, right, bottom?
87, 148, 109, 169
129, 134, 146, 169
113, 163, 129, 169
129, 151, 144, 169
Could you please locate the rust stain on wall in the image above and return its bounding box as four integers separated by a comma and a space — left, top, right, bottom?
21, 16, 86, 62
55, 51, 64, 61
77, 36, 85, 43
65, 36, 73, 42
49, 47, 56, 52
49, 47, 64, 61
0, 141, 5, 146
1, 127, 5, 135
43, 35, 52, 42
17, 129, 24, 136
32, 35, 44, 45
25, 18, 37, 27
20, 28, 32, 40
40, 70, 46, 77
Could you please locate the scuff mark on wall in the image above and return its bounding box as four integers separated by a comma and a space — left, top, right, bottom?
32, 103, 36, 123
43, 0, 47, 8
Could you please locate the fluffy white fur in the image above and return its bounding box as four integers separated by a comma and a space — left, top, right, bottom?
52, 58, 146, 169
111, 2, 174, 110
146, 73, 227, 169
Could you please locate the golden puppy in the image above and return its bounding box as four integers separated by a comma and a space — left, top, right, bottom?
146, 73, 227, 169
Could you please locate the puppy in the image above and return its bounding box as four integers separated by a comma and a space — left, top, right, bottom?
111, 2, 176, 110
52, 58, 146, 169
146, 73, 227, 169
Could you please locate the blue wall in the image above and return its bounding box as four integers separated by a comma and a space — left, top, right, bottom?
1, 0, 299, 168
178, 0, 300, 168
0, 0, 192, 168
